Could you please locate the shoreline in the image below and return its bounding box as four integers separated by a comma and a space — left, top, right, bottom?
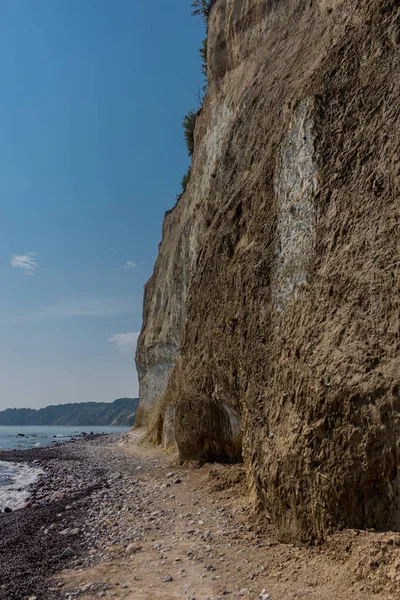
1, 432, 399, 600
0, 460, 44, 512
0, 433, 108, 513
0, 433, 125, 600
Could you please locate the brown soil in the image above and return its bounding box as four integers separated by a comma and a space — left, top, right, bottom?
56, 431, 400, 600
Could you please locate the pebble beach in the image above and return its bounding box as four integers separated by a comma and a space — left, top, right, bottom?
1, 433, 400, 600
0, 433, 135, 600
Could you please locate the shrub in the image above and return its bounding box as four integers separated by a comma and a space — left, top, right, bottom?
175, 165, 192, 206
192, 1, 213, 91
181, 165, 192, 193
200, 37, 208, 81
190, 0, 213, 25
182, 109, 198, 157
171, 1, 214, 210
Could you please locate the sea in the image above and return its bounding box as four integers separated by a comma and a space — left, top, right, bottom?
0, 425, 130, 512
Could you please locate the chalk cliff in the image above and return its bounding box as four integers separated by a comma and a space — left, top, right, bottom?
136, 0, 400, 542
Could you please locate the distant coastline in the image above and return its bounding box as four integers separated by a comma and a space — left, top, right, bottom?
0, 397, 139, 427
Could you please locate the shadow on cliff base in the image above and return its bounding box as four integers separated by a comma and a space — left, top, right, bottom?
174, 391, 242, 464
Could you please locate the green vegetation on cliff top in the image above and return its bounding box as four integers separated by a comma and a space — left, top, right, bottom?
0, 397, 139, 427
176, 2, 212, 202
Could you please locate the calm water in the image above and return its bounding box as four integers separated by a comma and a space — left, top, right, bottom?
0, 425, 130, 451
0, 425, 130, 511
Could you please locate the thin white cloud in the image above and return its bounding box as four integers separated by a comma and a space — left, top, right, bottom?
46, 297, 135, 319
11, 252, 39, 275
6, 296, 139, 323
108, 331, 140, 354
123, 261, 137, 269
110, 260, 137, 271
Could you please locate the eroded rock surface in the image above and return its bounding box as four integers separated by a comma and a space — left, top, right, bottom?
136, 0, 400, 542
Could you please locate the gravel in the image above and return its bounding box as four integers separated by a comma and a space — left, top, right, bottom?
0, 433, 133, 600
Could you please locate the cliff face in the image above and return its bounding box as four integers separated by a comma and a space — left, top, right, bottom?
136, 0, 400, 542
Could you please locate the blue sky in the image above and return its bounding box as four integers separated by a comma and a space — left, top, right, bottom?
0, 0, 204, 409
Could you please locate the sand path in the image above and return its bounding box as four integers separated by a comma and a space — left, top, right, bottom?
54, 430, 400, 600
